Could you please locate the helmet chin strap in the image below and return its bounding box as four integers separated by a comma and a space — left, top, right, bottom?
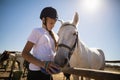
43, 17, 50, 31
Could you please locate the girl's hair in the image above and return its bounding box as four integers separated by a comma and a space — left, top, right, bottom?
49, 31, 57, 49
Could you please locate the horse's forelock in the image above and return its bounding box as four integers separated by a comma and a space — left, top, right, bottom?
60, 22, 76, 30
62, 22, 72, 26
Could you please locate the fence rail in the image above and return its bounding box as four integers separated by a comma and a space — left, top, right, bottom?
62, 67, 120, 80
105, 60, 120, 63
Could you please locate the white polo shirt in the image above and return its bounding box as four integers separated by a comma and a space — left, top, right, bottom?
27, 27, 58, 71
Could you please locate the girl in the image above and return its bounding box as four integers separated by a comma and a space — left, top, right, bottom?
22, 7, 60, 80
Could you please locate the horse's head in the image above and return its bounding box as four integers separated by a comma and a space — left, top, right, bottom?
0, 51, 10, 63
54, 12, 79, 67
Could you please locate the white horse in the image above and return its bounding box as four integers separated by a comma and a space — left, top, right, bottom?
54, 12, 105, 80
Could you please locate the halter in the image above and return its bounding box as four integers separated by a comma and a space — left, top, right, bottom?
58, 24, 78, 59
57, 24, 78, 80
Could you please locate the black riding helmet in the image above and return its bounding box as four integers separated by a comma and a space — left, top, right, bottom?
40, 7, 58, 20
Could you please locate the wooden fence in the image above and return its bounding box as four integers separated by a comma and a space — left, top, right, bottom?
62, 60, 120, 80
62, 67, 120, 80
0, 57, 120, 80
0, 55, 22, 80
105, 60, 120, 63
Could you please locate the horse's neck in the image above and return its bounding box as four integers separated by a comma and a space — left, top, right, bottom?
70, 38, 92, 67
75, 39, 91, 60
75, 39, 89, 54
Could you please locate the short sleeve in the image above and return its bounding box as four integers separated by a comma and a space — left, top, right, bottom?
27, 29, 40, 44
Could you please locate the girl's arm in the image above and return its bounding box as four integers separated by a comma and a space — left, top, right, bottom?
22, 41, 44, 68
22, 41, 60, 74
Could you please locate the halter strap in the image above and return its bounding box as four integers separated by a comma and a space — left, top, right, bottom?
58, 44, 71, 51
58, 32, 78, 59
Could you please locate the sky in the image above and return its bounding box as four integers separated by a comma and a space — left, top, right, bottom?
0, 0, 120, 60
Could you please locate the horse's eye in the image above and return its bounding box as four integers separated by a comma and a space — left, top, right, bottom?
73, 32, 76, 35
73, 32, 78, 36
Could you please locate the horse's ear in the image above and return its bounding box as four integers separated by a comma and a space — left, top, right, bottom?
72, 12, 79, 27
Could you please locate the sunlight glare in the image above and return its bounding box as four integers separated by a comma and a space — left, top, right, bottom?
82, 0, 101, 13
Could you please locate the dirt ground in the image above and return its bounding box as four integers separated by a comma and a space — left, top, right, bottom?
0, 67, 120, 80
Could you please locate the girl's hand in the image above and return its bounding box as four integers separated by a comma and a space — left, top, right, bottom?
41, 61, 61, 74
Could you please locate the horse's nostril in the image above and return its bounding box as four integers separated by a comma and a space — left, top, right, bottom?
64, 58, 68, 65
